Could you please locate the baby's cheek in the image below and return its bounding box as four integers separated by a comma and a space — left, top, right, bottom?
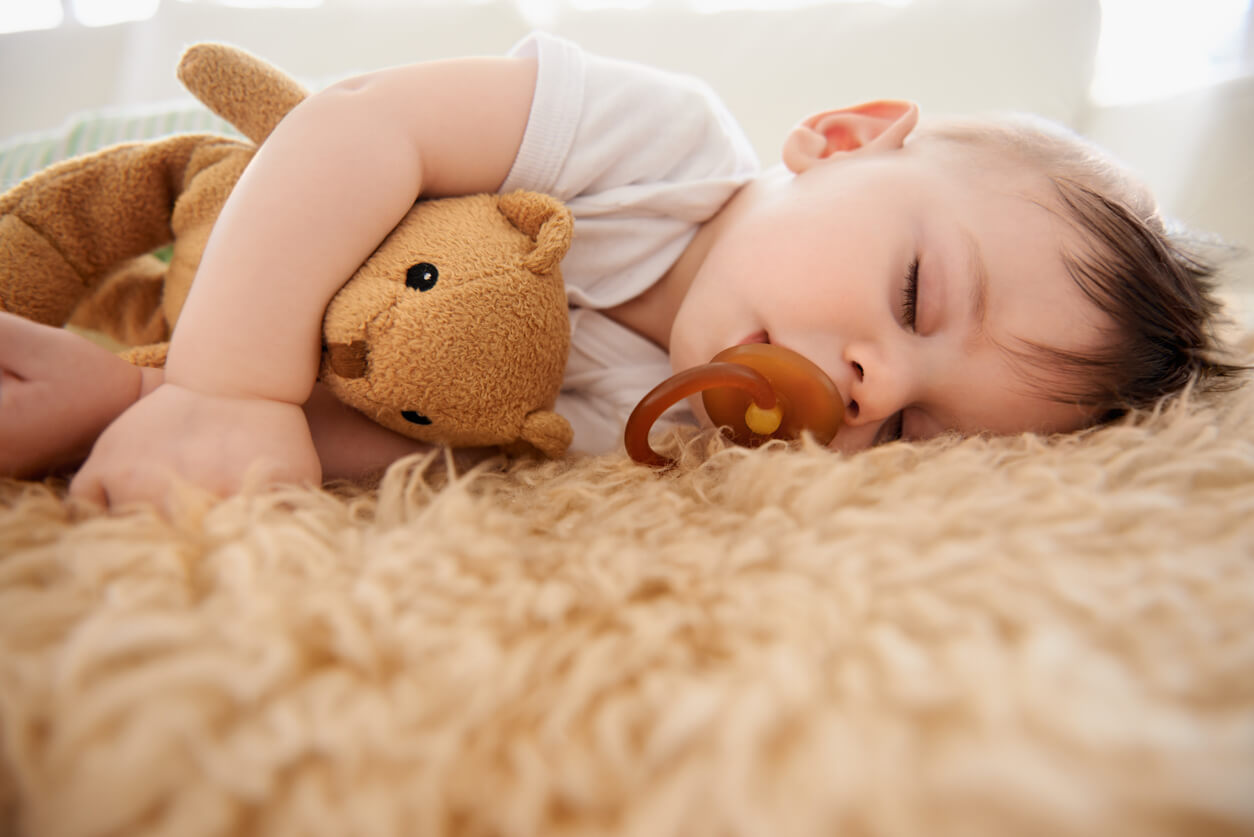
666, 302, 711, 373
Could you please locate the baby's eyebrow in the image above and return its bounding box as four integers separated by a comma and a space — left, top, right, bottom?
961, 226, 990, 335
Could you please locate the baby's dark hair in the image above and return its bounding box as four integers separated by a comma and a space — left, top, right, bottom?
1041, 178, 1246, 421
914, 114, 1247, 423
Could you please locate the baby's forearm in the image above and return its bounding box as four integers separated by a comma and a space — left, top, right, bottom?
301, 383, 498, 480
164, 89, 425, 404
163, 56, 538, 407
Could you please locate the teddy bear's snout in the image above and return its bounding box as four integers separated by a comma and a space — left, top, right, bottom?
325, 340, 368, 379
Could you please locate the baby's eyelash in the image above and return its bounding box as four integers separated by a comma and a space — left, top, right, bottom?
901, 258, 919, 329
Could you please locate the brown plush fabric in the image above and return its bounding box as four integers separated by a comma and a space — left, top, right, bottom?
0, 134, 246, 329
68, 256, 172, 347
2, 354, 1251, 836
316, 192, 572, 456
176, 42, 309, 146
0, 39, 300, 334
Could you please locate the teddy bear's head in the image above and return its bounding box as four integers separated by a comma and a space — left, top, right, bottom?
319, 190, 574, 458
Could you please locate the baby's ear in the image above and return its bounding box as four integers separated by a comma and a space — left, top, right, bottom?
782, 100, 919, 173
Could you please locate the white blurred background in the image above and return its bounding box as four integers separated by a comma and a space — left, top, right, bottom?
2, 0, 1252, 327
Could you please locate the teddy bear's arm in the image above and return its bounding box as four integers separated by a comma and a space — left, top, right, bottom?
177, 44, 308, 147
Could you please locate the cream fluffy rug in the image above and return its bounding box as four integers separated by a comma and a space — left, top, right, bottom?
2, 365, 1253, 836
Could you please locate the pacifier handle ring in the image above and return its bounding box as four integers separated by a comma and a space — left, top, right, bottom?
624, 361, 777, 468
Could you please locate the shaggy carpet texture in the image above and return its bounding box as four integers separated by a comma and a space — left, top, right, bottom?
2, 368, 1253, 836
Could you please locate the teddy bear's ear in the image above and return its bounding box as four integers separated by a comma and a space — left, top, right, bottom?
497, 190, 574, 276
518, 410, 574, 459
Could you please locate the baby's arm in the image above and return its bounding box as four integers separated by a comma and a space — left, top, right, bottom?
0, 312, 462, 481
69, 57, 537, 506
0, 313, 159, 478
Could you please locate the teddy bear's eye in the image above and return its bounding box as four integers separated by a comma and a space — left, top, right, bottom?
406, 262, 438, 292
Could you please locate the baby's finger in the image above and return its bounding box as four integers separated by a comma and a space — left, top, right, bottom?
0, 314, 73, 377
68, 466, 110, 508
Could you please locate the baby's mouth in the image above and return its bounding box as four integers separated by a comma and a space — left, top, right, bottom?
725, 333, 851, 420
736, 330, 771, 346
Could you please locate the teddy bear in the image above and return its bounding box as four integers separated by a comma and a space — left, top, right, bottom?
0, 43, 575, 458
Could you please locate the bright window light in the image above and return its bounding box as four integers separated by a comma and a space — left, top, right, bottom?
0, 0, 63, 34
174, 0, 323, 7
71, 0, 161, 27
686, 0, 911, 9
1092, 0, 1253, 106
516, 0, 910, 28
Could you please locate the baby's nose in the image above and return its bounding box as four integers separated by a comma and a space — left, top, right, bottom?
844, 361, 865, 419
841, 356, 912, 427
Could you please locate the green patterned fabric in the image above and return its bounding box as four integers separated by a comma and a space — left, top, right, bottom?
0, 102, 240, 190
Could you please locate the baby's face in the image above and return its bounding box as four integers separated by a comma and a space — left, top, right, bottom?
668, 138, 1108, 452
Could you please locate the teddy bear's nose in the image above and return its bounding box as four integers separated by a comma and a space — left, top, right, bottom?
326, 340, 368, 379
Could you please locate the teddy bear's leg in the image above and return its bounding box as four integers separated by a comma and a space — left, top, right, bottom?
68, 254, 172, 346
0, 312, 156, 478
0, 133, 246, 327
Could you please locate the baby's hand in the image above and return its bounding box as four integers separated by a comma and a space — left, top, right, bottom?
69, 383, 320, 509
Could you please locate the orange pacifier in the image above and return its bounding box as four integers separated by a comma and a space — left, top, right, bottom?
624, 343, 845, 468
